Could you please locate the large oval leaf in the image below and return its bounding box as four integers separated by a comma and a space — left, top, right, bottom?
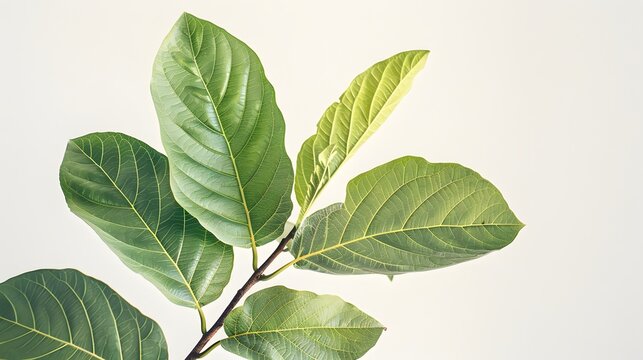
290, 156, 523, 275
59, 132, 233, 308
151, 13, 293, 248
295, 51, 429, 218
0, 269, 167, 359
222, 286, 383, 359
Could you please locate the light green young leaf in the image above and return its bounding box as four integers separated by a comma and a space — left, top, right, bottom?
290, 156, 523, 275
151, 13, 293, 248
0, 269, 167, 359
295, 51, 429, 219
59, 132, 233, 308
222, 286, 384, 360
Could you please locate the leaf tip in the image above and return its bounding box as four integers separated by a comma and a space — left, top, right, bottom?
175, 12, 204, 32
180, 11, 197, 21
412, 49, 430, 66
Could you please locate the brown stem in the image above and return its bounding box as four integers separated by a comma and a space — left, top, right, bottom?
185, 227, 297, 359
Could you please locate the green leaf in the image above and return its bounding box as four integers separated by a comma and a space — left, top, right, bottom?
0, 269, 167, 359
222, 286, 384, 360
151, 12, 293, 248
295, 51, 429, 218
59, 132, 233, 308
290, 156, 523, 275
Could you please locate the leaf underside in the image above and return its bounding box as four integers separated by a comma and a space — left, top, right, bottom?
295, 50, 429, 217
151, 12, 293, 248
0, 269, 167, 360
290, 156, 523, 275
222, 286, 384, 360
60, 132, 233, 307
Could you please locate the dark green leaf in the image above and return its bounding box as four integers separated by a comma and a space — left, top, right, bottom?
0, 269, 167, 359
60, 132, 233, 308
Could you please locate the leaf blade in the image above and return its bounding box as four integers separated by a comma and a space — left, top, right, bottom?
295, 51, 429, 217
151, 12, 294, 248
290, 156, 523, 275
0, 269, 167, 359
222, 286, 384, 360
59, 132, 233, 307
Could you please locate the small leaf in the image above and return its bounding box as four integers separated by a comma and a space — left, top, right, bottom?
222, 286, 384, 360
0, 269, 167, 359
295, 51, 429, 217
290, 156, 523, 275
151, 12, 294, 248
59, 132, 233, 307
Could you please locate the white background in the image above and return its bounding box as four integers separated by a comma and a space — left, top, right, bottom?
1, 1, 642, 359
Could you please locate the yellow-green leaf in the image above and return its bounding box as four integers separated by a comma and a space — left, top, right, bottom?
222, 286, 384, 359
290, 156, 523, 275
295, 51, 429, 218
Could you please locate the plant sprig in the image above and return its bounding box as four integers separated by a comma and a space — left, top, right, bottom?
0, 12, 523, 360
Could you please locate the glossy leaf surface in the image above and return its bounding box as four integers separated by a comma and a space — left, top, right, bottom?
60, 132, 233, 308
222, 286, 383, 359
290, 156, 523, 275
151, 13, 293, 248
295, 51, 429, 217
0, 269, 167, 359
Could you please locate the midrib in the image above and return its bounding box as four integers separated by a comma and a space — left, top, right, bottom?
184, 17, 256, 250
0, 316, 104, 360
225, 325, 384, 340
295, 223, 521, 263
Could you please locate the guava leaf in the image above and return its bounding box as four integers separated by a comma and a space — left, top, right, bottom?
222, 286, 384, 359
151, 13, 293, 248
291, 156, 523, 275
60, 132, 233, 308
295, 51, 429, 217
0, 269, 167, 359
